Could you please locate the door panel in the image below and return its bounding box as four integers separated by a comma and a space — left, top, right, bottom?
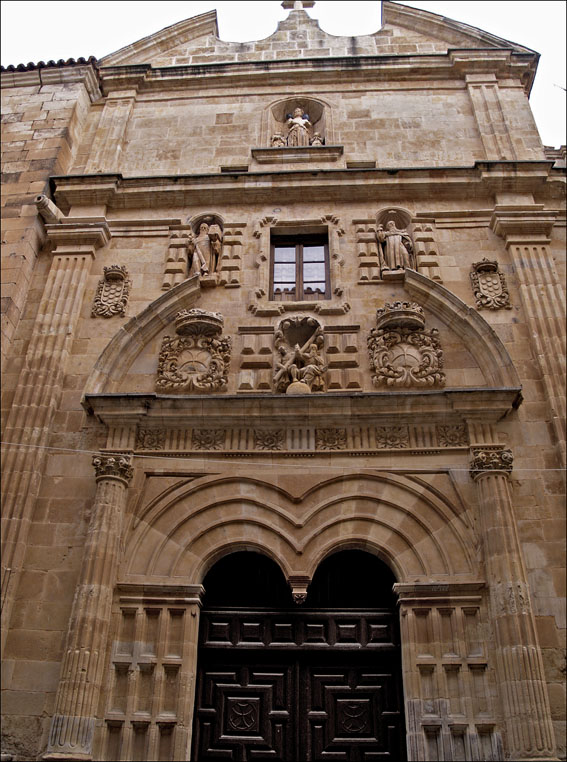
193, 627, 406, 761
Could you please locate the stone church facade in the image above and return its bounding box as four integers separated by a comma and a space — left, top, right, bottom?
1, 2, 565, 760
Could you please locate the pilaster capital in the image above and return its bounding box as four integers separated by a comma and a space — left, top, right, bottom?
46, 219, 111, 256
92, 452, 134, 485
490, 204, 557, 244
469, 446, 513, 480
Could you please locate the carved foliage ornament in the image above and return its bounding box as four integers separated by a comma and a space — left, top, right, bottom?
156, 309, 231, 393
92, 265, 131, 317
470, 259, 511, 310
469, 447, 514, 479
368, 302, 445, 388
92, 453, 133, 484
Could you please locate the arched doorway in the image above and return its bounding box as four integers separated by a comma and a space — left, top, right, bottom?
191, 550, 407, 761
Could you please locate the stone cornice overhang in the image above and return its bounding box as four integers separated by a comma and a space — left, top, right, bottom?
83, 387, 522, 429
51, 161, 555, 211
1, 62, 101, 101
97, 48, 537, 96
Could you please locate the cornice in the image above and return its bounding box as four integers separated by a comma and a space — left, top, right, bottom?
1, 62, 101, 102
97, 48, 536, 95
51, 162, 555, 212
83, 388, 522, 429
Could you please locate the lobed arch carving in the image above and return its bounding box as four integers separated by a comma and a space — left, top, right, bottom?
121, 472, 479, 586
83, 267, 520, 397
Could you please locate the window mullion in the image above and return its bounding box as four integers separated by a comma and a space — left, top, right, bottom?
296, 244, 303, 300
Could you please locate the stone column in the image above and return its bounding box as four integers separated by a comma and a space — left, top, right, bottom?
470, 446, 557, 760
490, 204, 565, 465
1, 220, 109, 650
44, 453, 134, 760
466, 73, 516, 161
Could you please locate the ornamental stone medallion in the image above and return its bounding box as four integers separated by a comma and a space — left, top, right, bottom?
156, 309, 232, 393
91, 265, 131, 318
470, 258, 511, 310
367, 302, 445, 388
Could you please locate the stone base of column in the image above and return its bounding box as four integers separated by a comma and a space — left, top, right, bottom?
44, 714, 95, 761
43, 755, 93, 761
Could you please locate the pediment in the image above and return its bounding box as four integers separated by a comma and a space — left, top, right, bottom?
99, 2, 535, 70
382, 1, 536, 54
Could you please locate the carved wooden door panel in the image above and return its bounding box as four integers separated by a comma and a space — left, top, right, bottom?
192, 610, 406, 761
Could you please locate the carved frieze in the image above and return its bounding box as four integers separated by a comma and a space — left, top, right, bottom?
470, 259, 511, 310
368, 303, 445, 388
470, 447, 513, 478
156, 309, 231, 393
92, 265, 131, 317
437, 424, 468, 447
274, 316, 327, 394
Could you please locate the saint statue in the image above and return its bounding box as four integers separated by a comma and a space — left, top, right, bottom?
194, 223, 211, 275
208, 224, 223, 273
193, 221, 224, 275
377, 220, 414, 272
286, 107, 312, 146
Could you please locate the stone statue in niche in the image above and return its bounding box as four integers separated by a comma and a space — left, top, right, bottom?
270, 133, 287, 147
376, 220, 414, 276
286, 107, 312, 146
190, 218, 224, 282
274, 316, 327, 394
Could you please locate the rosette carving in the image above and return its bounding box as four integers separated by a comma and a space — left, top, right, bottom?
368, 303, 445, 388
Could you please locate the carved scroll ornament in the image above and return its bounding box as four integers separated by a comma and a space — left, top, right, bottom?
92, 453, 133, 484
92, 265, 131, 317
469, 447, 513, 479
156, 309, 232, 393
470, 258, 511, 310
367, 302, 445, 388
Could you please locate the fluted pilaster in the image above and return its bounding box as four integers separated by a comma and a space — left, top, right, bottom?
44, 454, 133, 760
471, 447, 557, 760
1, 220, 109, 649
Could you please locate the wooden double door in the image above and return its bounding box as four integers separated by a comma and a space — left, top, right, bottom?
191, 609, 407, 761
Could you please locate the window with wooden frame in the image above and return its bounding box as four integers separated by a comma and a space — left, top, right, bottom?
270, 234, 330, 301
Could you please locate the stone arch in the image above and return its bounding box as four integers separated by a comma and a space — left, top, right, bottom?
121, 472, 479, 587
405, 268, 521, 388
188, 211, 225, 234
83, 273, 201, 394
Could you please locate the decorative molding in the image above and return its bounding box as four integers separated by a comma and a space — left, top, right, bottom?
470, 259, 511, 310
252, 146, 343, 163
128, 422, 469, 455
92, 265, 131, 318
92, 453, 133, 484
469, 446, 513, 479
368, 303, 445, 388
156, 310, 231, 393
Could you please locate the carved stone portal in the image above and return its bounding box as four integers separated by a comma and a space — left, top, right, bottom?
367, 302, 445, 388
156, 309, 231, 393
470, 258, 511, 310
273, 316, 327, 394
91, 265, 131, 317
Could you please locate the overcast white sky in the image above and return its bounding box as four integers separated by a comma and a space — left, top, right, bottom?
1, 1, 565, 147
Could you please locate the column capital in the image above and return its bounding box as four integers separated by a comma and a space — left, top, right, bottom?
92, 452, 133, 485
46, 219, 111, 256
470, 445, 513, 480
